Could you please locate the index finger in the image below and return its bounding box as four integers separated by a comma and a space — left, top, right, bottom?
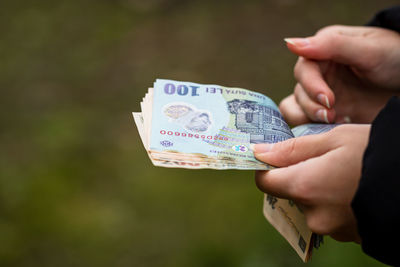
255, 167, 299, 199
294, 57, 335, 109
279, 93, 311, 126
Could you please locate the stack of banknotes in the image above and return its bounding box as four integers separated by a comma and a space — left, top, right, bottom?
133, 79, 337, 261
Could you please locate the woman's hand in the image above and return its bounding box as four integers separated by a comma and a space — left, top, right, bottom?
254, 124, 371, 242
280, 25, 400, 125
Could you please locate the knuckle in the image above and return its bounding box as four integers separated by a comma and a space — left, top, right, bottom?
278, 95, 292, 113
285, 138, 298, 160
293, 90, 319, 120
278, 105, 289, 120
269, 140, 297, 165
294, 57, 304, 80
307, 102, 322, 116
254, 171, 267, 192
293, 87, 306, 109
307, 216, 324, 234
278, 100, 286, 112
306, 214, 331, 234
255, 171, 275, 194
294, 83, 303, 98
317, 24, 344, 35
329, 32, 344, 47
290, 178, 313, 203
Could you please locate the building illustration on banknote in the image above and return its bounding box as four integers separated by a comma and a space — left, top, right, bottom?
227, 99, 293, 143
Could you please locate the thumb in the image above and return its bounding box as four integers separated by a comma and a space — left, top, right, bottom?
284, 26, 376, 70
252, 134, 330, 167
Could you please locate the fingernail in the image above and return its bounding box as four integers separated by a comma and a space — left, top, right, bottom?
343, 116, 351, 123
317, 94, 331, 109
249, 144, 256, 151
316, 109, 329, 123
336, 116, 352, 124
284, 38, 310, 47
251, 143, 274, 153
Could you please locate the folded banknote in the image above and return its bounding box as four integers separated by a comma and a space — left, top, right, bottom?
132, 79, 337, 261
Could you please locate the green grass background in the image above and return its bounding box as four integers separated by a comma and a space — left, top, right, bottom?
1, 0, 397, 266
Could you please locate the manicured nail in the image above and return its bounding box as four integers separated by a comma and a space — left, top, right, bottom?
284, 38, 310, 47
316, 109, 329, 123
336, 116, 352, 124
317, 94, 331, 109
249, 144, 256, 151
251, 143, 274, 153
343, 116, 351, 123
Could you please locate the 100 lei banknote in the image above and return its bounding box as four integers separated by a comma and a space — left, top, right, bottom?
133, 79, 337, 262
133, 79, 294, 170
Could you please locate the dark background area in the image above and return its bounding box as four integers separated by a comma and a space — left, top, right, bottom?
1, 0, 397, 266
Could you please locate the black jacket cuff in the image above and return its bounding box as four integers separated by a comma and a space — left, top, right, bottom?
367, 5, 400, 33
351, 97, 400, 266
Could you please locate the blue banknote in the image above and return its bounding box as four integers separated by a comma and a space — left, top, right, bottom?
292, 123, 339, 137
148, 79, 294, 169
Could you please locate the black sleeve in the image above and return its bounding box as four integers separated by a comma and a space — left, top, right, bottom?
351, 97, 400, 266
367, 5, 400, 33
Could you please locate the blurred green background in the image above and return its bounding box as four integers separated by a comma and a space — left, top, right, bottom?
1, 0, 397, 266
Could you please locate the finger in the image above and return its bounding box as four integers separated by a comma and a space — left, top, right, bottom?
294, 57, 335, 109
279, 94, 310, 126
294, 83, 335, 123
255, 155, 326, 200
304, 206, 360, 242
252, 133, 331, 167
255, 149, 334, 202
285, 25, 378, 70
255, 168, 297, 199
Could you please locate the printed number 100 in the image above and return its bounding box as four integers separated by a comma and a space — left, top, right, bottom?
164, 83, 199, 96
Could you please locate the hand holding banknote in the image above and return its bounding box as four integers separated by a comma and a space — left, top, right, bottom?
133, 79, 340, 261
254, 124, 370, 242
280, 25, 400, 125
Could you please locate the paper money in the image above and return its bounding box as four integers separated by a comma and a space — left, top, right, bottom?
262, 123, 338, 260
263, 194, 314, 261
292, 123, 339, 137
133, 79, 338, 262
261, 123, 338, 261
133, 79, 293, 170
